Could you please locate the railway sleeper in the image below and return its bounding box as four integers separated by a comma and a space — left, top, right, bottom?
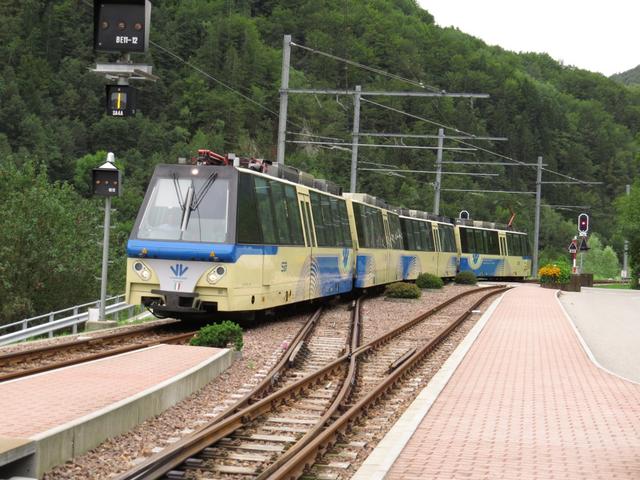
201, 448, 271, 462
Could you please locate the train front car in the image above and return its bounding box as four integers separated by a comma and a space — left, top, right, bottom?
126, 164, 244, 319
126, 162, 357, 320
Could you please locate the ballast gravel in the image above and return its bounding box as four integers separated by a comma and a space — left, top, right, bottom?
43, 284, 480, 479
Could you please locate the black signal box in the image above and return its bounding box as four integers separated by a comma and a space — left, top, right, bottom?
94, 0, 151, 53
106, 85, 136, 117
92, 167, 122, 197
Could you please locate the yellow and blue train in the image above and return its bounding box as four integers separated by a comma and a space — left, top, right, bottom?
125, 155, 531, 319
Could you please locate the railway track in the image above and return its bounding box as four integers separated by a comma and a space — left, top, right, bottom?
0, 325, 197, 382
116, 285, 507, 480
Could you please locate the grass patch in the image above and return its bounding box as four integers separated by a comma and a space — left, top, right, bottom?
594, 283, 631, 290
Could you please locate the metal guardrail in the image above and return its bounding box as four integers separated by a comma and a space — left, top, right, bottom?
0, 295, 141, 346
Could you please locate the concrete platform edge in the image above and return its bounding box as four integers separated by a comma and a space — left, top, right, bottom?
555, 291, 639, 386
21, 346, 234, 478
351, 292, 506, 480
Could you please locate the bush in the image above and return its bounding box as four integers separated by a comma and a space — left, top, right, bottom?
416, 273, 444, 289
539, 261, 571, 284
190, 320, 244, 351
385, 282, 422, 299
454, 271, 477, 285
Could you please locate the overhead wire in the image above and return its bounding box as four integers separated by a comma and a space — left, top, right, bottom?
361, 98, 598, 185
290, 41, 442, 93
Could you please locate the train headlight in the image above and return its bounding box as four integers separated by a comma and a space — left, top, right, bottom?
133, 261, 152, 281
207, 265, 226, 285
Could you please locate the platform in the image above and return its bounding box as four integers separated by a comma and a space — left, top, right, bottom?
355, 285, 640, 479
0, 344, 234, 479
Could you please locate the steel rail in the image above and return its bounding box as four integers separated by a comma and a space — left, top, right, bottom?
115, 302, 357, 480
202, 305, 325, 426
0, 331, 197, 382
116, 287, 502, 480
254, 298, 362, 479
267, 286, 509, 479
0, 322, 180, 364
112, 306, 323, 479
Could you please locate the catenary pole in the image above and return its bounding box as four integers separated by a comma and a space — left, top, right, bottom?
533, 156, 543, 277
623, 184, 630, 278
98, 153, 116, 320
276, 34, 292, 164
433, 128, 444, 215
350, 85, 362, 193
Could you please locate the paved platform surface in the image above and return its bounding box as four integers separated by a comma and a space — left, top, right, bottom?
560, 287, 640, 383
0, 344, 233, 478
361, 285, 640, 479
0, 344, 221, 438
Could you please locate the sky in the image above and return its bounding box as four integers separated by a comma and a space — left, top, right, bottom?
417, 0, 639, 76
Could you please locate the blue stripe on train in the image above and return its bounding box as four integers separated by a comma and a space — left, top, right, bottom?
316, 256, 353, 296
127, 240, 278, 262
401, 255, 418, 279
459, 256, 504, 277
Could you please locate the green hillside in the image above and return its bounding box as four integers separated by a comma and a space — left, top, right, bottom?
1, 0, 639, 319
611, 65, 640, 85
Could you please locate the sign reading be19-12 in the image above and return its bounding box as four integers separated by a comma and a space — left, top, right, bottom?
94, 0, 152, 54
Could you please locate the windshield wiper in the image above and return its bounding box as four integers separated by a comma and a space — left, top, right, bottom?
180, 185, 195, 232
179, 172, 218, 233
192, 172, 218, 210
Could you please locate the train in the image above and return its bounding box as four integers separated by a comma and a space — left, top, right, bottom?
125, 150, 531, 319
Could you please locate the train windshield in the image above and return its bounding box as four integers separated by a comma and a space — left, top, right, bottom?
136, 174, 231, 243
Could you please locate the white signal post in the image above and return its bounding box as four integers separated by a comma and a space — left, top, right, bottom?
569, 238, 578, 274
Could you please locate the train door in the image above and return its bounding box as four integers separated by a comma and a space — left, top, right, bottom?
297, 192, 316, 300
381, 212, 393, 283
432, 224, 445, 277
499, 233, 508, 256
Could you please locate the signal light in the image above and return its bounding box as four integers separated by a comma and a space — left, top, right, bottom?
94, 0, 151, 54
578, 213, 589, 234
106, 85, 136, 117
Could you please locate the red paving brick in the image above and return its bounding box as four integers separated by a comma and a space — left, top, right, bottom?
0, 344, 221, 438
387, 285, 640, 480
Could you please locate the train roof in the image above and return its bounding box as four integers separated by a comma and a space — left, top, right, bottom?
186, 149, 528, 234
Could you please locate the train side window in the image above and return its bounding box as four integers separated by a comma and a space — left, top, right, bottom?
353, 203, 384, 249
237, 173, 262, 244
270, 181, 292, 245
338, 200, 352, 247
474, 230, 485, 254
487, 230, 500, 255
522, 236, 529, 256
507, 233, 519, 256
400, 218, 412, 250
415, 220, 424, 251
254, 177, 277, 244
309, 192, 326, 246
353, 203, 367, 248
374, 209, 387, 248
459, 227, 467, 252
420, 221, 433, 251
442, 226, 456, 252
329, 197, 345, 247
284, 185, 304, 245
319, 195, 336, 246
414, 220, 422, 250
460, 227, 471, 253
387, 213, 403, 250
